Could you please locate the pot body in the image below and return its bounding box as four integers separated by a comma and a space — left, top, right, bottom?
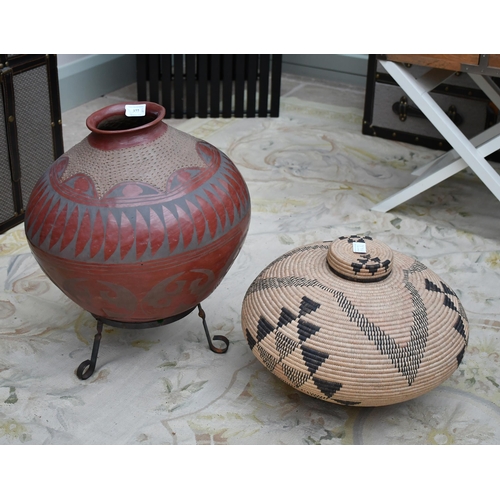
24, 102, 250, 323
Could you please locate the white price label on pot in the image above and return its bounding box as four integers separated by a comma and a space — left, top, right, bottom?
353, 242, 367, 253
125, 104, 146, 117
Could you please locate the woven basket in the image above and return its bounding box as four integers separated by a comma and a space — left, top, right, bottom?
241, 235, 469, 407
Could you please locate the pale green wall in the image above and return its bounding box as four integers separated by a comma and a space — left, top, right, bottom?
57, 54, 136, 112
282, 54, 368, 86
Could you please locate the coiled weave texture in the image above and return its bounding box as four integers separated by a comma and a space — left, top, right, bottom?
241, 237, 469, 407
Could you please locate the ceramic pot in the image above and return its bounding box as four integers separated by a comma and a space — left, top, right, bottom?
241, 235, 468, 407
24, 102, 251, 324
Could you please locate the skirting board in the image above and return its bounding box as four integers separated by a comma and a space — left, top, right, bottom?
282, 54, 368, 87
58, 54, 137, 112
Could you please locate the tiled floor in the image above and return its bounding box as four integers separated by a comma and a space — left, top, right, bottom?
1, 72, 499, 446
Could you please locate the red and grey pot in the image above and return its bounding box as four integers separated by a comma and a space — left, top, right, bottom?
24, 102, 251, 378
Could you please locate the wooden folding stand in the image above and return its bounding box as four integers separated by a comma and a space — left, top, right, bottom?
371, 55, 500, 213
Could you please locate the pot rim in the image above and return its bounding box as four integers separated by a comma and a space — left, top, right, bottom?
86, 101, 166, 134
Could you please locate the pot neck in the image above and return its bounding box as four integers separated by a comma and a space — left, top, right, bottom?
86, 102, 167, 150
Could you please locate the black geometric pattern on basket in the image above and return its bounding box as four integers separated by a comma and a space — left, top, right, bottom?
282, 364, 309, 388
332, 269, 427, 386
339, 235, 391, 276
426, 278, 468, 366
275, 328, 299, 360
245, 261, 468, 389
351, 256, 391, 276
243, 245, 331, 300
340, 235, 374, 243
425, 278, 468, 342
257, 344, 278, 373
245, 296, 344, 400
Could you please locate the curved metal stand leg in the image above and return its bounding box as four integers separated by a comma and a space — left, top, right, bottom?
197, 304, 229, 354
77, 321, 103, 380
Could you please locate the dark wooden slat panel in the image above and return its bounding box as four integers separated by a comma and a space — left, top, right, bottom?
149, 54, 160, 104
234, 55, 245, 117
137, 53, 281, 118
246, 54, 258, 118
270, 54, 282, 117
222, 55, 233, 118
210, 55, 221, 117
174, 55, 184, 118
185, 55, 196, 118
198, 55, 208, 118
258, 55, 270, 117
136, 55, 148, 101
161, 55, 172, 118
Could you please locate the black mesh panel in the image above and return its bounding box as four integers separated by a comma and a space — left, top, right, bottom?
13, 65, 54, 207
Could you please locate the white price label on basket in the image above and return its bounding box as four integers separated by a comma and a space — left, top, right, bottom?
125, 104, 146, 117
353, 242, 367, 253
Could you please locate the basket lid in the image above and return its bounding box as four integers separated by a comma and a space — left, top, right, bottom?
327, 235, 393, 282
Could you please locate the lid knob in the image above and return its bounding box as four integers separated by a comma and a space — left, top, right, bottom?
327, 235, 393, 282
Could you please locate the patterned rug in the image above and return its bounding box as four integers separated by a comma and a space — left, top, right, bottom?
1, 95, 499, 444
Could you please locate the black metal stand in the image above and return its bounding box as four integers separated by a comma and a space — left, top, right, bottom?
76, 321, 103, 380
76, 303, 229, 380
197, 304, 229, 354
